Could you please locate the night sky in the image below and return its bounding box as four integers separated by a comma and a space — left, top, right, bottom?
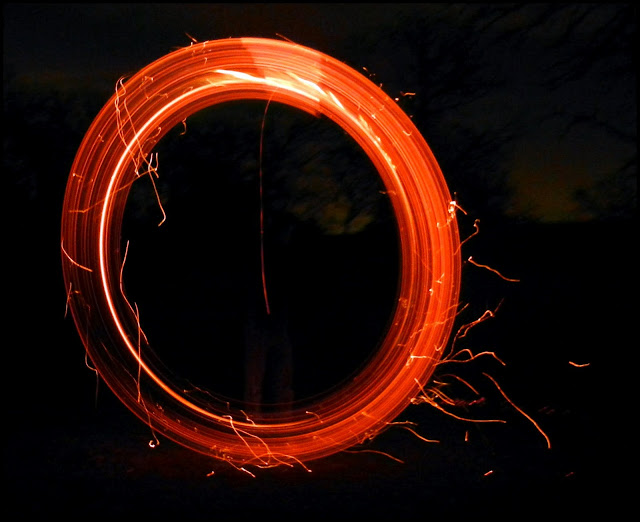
5, 3, 635, 223
3, 3, 636, 519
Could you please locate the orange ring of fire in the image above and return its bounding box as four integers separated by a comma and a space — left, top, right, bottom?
61, 37, 461, 466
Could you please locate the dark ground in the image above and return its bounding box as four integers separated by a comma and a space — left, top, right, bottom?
4, 217, 633, 520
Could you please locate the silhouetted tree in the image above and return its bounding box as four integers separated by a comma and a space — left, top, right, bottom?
334, 4, 635, 223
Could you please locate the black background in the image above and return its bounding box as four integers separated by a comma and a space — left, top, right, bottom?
4, 4, 635, 519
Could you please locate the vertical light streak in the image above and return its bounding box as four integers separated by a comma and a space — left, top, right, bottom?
61, 37, 461, 466
259, 98, 273, 315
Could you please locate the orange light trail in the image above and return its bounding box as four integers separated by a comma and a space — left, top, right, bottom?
568, 361, 590, 368
483, 372, 551, 449
60, 38, 461, 466
467, 256, 520, 282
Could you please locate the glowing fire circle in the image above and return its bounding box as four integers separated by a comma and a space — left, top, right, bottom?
61, 38, 461, 466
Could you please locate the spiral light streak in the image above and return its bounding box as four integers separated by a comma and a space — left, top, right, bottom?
61, 38, 461, 465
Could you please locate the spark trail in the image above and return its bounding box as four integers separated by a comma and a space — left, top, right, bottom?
60, 37, 461, 466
